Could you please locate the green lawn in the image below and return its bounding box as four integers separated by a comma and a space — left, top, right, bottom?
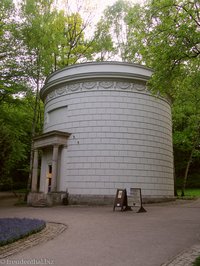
177, 188, 200, 198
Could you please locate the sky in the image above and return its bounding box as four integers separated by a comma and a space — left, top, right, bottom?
56, 0, 144, 18
54, 0, 144, 36
84, 0, 144, 12
14, 0, 144, 18
90, 0, 144, 12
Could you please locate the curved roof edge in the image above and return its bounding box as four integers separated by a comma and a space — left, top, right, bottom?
45, 61, 153, 84
41, 61, 153, 100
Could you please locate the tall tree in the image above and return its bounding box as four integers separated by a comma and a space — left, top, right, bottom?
18, 0, 56, 191
0, 0, 27, 104
126, 0, 200, 194
92, 19, 116, 61
20, 0, 95, 191
52, 10, 94, 67
0, 95, 37, 189
172, 64, 200, 195
94, 0, 131, 61
127, 0, 200, 94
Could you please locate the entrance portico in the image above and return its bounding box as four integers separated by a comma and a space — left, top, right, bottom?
28, 131, 70, 206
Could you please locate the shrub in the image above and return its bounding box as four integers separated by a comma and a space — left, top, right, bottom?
193, 256, 200, 266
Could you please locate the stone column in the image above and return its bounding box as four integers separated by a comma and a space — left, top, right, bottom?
51, 145, 59, 192
31, 149, 38, 192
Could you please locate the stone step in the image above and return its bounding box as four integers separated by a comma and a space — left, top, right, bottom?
32, 198, 48, 207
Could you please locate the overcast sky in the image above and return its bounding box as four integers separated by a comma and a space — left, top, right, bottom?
14, 0, 144, 17
92, 0, 144, 12
56, 0, 144, 17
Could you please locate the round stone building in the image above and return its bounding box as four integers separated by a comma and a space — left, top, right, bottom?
29, 62, 174, 206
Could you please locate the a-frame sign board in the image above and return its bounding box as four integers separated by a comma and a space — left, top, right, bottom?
128, 188, 147, 213
113, 189, 128, 211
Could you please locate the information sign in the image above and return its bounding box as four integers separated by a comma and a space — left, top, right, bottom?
113, 189, 128, 211
128, 188, 147, 213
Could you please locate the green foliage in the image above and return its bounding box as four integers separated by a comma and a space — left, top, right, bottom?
92, 19, 116, 61
96, 0, 200, 191
193, 256, 200, 266
0, 94, 43, 190
0, 0, 96, 191
20, 0, 94, 75
93, 0, 131, 60
127, 0, 200, 94
126, 0, 200, 192
52, 11, 93, 67
0, 0, 27, 103
20, 0, 56, 78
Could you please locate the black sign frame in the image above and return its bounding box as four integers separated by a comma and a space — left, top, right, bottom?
113, 189, 128, 211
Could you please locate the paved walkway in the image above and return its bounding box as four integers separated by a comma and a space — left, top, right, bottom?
0, 194, 200, 266
162, 244, 200, 266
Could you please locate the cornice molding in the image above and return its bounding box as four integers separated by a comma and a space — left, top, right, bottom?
41, 62, 153, 101
44, 80, 150, 104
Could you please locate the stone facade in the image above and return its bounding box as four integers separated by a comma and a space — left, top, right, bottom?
29, 62, 174, 205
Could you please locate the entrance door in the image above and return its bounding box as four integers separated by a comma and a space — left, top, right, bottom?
46, 164, 52, 193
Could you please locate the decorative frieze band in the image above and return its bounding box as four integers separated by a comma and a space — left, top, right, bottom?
45, 81, 148, 103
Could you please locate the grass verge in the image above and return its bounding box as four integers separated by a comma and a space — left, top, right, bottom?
177, 188, 200, 198
193, 256, 200, 266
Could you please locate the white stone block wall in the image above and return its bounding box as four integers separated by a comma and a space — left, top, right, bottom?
41, 64, 174, 200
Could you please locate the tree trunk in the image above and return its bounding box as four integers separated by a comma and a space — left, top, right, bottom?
181, 139, 198, 196
181, 151, 193, 197
173, 161, 178, 197
26, 75, 41, 199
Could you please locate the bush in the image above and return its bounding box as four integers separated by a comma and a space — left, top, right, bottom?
0, 218, 46, 246
193, 256, 200, 266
